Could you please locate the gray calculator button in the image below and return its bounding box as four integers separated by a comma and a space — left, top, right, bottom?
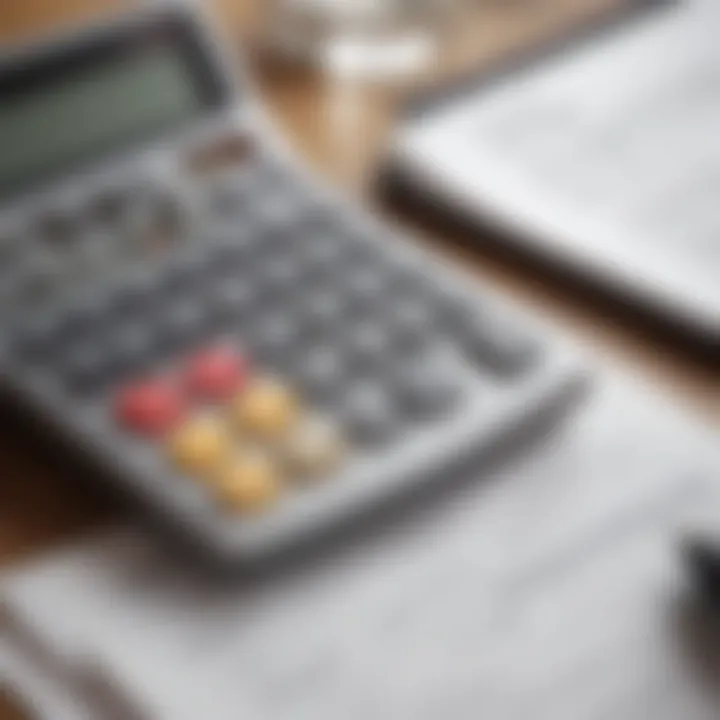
389, 301, 434, 352
110, 324, 156, 376
296, 347, 346, 402
302, 292, 347, 334
208, 234, 253, 270
393, 354, 459, 419
0, 277, 16, 310
39, 211, 81, 248
0, 234, 18, 267
342, 383, 398, 445
61, 343, 112, 394
345, 323, 393, 373
18, 257, 63, 303
112, 272, 158, 314
51, 301, 101, 341
462, 313, 539, 376
208, 173, 255, 217
162, 301, 209, 348
303, 236, 346, 266
75, 231, 118, 272
126, 188, 189, 253
258, 198, 298, 227
261, 258, 300, 294
88, 189, 131, 227
250, 316, 299, 365
162, 252, 210, 292
12, 313, 60, 359
212, 279, 256, 319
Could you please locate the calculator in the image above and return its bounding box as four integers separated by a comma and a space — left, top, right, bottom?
0, 1, 585, 564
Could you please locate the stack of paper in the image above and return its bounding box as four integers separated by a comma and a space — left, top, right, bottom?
2, 376, 719, 719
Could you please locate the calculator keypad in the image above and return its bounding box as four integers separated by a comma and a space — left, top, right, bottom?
3, 156, 547, 528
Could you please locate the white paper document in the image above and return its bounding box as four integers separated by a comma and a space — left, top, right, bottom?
2, 377, 719, 719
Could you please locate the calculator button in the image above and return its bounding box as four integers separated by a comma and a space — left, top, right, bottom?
58, 298, 109, 339
250, 317, 300, 366
161, 301, 211, 350
393, 355, 460, 419
207, 174, 255, 218
260, 258, 300, 295
185, 346, 249, 400
388, 301, 434, 353
17, 257, 63, 303
344, 267, 387, 300
303, 236, 347, 270
345, 323, 393, 373
113, 272, 158, 313
88, 189, 131, 227
301, 293, 348, 336
116, 380, 186, 436
342, 383, 397, 445
207, 235, 253, 272
215, 451, 281, 514
169, 414, 234, 479
61, 343, 113, 394
282, 416, 346, 477
232, 377, 300, 439
295, 347, 346, 403
12, 313, 61, 359
461, 314, 539, 376
39, 211, 80, 248
126, 189, 188, 255
0, 234, 20, 272
110, 324, 156, 377
211, 278, 256, 320
162, 252, 210, 294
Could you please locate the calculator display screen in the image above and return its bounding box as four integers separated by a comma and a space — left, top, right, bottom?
0, 16, 228, 198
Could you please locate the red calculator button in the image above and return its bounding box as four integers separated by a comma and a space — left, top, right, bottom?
186, 346, 249, 400
116, 380, 186, 436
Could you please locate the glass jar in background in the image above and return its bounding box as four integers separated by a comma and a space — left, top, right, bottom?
268, 0, 458, 80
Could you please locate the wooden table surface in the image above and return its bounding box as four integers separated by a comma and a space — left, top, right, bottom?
0, 1, 717, 716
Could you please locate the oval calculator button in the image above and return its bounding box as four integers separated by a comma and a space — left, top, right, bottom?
215, 451, 281, 515
345, 323, 393, 373
250, 317, 300, 366
261, 258, 300, 294
161, 301, 210, 349
303, 237, 346, 269
389, 301, 434, 354
110, 324, 157, 378
281, 416, 346, 478
232, 377, 300, 439
17, 257, 63, 304
62, 343, 113, 395
169, 414, 234, 479
342, 383, 397, 446
162, 252, 210, 293
116, 380, 186, 436
393, 355, 460, 419
343, 270, 389, 312
113, 272, 158, 313
302, 293, 347, 336
212, 279, 256, 319
207, 236, 252, 273
461, 314, 539, 377
296, 347, 346, 403
186, 346, 249, 400
12, 313, 61, 359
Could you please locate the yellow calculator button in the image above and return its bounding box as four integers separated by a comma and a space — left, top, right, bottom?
282, 417, 346, 478
215, 452, 281, 514
232, 377, 299, 439
169, 415, 234, 479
